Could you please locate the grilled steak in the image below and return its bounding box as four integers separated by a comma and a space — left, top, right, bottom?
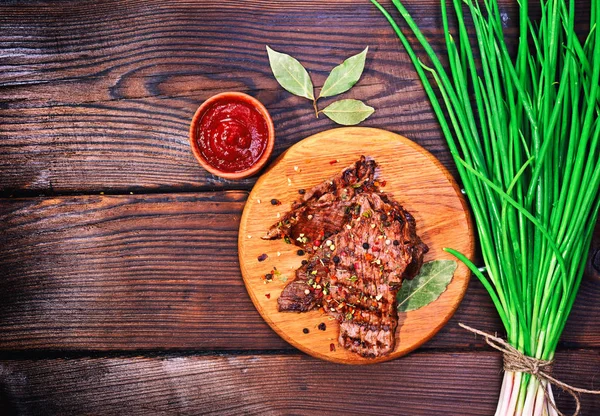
264, 157, 378, 252
264, 157, 428, 358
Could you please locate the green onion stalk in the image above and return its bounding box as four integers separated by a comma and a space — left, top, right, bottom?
370, 0, 600, 414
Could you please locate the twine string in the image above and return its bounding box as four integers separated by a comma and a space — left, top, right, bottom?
459, 323, 600, 416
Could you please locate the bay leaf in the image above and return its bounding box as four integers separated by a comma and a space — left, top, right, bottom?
321, 99, 374, 125
266, 46, 314, 100
396, 260, 457, 312
319, 46, 368, 98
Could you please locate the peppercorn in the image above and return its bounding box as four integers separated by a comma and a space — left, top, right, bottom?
257, 253, 268, 262
362, 242, 370, 249
393, 240, 400, 246
270, 198, 281, 205
297, 249, 305, 256
333, 255, 340, 264
318, 323, 327, 331
301, 260, 308, 265
379, 213, 387, 221
303, 328, 309, 334
298, 189, 306, 195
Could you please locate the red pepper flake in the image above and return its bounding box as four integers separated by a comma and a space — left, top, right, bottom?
257, 253, 268, 262
329, 159, 338, 165
330, 343, 336, 352
372, 246, 381, 252
265, 293, 271, 299
365, 253, 374, 262
314, 240, 322, 247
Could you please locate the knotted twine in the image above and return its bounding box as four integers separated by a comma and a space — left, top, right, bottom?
459, 323, 600, 416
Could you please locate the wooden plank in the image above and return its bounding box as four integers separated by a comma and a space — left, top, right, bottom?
1, 192, 599, 351
1, 351, 599, 415
0, 191, 289, 350
1, 0, 519, 194
0, 88, 450, 195
1, 0, 590, 195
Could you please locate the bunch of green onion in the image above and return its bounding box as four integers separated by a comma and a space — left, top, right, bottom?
370, 0, 600, 414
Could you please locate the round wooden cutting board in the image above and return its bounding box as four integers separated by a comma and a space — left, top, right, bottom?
238, 127, 474, 364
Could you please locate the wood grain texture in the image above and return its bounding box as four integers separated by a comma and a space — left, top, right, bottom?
0, 0, 525, 194
1, 191, 599, 351
0, 191, 290, 350
2, 351, 600, 415
1, 0, 590, 196
239, 128, 474, 363
1, 1, 599, 412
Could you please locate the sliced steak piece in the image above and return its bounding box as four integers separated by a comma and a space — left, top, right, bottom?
278, 251, 331, 312
270, 157, 428, 358
276, 280, 317, 312
263, 156, 377, 252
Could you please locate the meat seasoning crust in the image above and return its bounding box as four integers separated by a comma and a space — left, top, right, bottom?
263, 156, 428, 358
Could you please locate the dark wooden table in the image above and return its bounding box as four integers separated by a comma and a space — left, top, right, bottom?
1, 1, 599, 414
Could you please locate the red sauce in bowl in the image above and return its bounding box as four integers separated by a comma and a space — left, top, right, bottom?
195, 96, 270, 173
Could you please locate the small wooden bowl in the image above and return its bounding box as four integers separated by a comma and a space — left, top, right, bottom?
189, 92, 275, 180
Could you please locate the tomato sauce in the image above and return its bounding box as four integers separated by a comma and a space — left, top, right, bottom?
196, 96, 269, 173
